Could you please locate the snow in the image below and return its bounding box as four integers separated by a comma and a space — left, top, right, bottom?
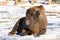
44, 4, 60, 12
0, 4, 60, 40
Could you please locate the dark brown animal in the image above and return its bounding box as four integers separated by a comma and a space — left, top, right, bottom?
8, 5, 47, 37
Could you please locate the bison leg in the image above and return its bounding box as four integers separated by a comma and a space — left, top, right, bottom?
8, 19, 20, 35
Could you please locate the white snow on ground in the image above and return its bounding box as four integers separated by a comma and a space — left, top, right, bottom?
0, 4, 60, 40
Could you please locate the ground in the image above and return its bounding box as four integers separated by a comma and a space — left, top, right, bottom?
0, 4, 60, 40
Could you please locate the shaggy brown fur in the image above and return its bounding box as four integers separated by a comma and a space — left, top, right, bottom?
26, 5, 47, 37
8, 5, 47, 37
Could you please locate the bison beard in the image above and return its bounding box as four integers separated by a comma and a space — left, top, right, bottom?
8, 5, 47, 37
